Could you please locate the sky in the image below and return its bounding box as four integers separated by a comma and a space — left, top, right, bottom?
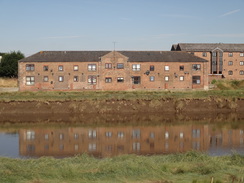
1, 0, 244, 56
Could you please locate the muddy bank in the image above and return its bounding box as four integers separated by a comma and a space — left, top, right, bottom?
0, 98, 244, 115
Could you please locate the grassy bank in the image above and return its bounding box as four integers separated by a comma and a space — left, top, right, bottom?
0, 90, 244, 101
0, 152, 243, 183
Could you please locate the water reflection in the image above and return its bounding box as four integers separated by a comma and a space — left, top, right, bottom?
18, 123, 244, 158
0, 113, 244, 158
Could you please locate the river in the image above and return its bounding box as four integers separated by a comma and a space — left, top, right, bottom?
0, 113, 244, 158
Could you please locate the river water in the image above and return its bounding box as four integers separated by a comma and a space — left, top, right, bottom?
0, 113, 244, 158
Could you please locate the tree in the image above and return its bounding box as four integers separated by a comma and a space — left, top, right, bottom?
0, 51, 24, 78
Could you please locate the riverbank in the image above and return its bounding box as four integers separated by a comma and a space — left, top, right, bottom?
0, 151, 243, 183
0, 90, 244, 114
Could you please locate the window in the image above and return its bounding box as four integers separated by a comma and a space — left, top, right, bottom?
192, 76, 201, 84
26, 76, 35, 85
212, 52, 217, 57
132, 129, 140, 139
74, 134, 79, 139
58, 76, 64, 82
132, 76, 140, 84
150, 132, 155, 139
150, 65, 154, 71
179, 76, 184, 81
240, 70, 244, 75
43, 76, 49, 82
44, 134, 49, 140
74, 76, 79, 82
228, 52, 233, 57
240, 61, 244, 65
118, 132, 124, 138
58, 65, 63, 71
88, 130, 97, 138
179, 65, 184, 71
105, 63, 112, 69
132, 64, 141, 71
164, 66, 169, 71
150, 76, 155, 82
26, 64, 35, 71
228, 61, 233, 65
88, 64, 96, 71
202, 52, 207, 57
240, 53, 244, 57
117, 63, 124, 69
59, 134, 64, 140
192, 129, 200, 138
88, 75, 97, 84
73, 65, 79, 71
105, 77, 112, 83
105, 132, 112, 137
228, 70, 233, 75
43, 65, 48, 71
164, 76, 169, 81
180, 132, 184, 139
192, 64, 201, 71
165, 132, 169, 139
26, 130, 35, 140
117, 77, 124, 83
88, 143, 96, 151
133, 142, 140, 151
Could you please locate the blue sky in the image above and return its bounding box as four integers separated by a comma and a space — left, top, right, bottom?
1, 0, 244, 56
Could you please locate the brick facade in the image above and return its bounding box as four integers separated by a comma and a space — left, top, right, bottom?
18, 51, 208, 91
172, 43, 244, 83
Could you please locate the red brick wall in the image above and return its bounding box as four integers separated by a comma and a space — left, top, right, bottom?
18, 51, 208, 91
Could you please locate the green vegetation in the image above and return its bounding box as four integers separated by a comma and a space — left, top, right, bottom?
0, 89, 244, 102
213, 80, 244, 90
0, 51, 24, 78
0, 152, 243, 183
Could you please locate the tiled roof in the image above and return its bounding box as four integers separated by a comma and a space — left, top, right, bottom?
19, 51, 207, 63
173, 43, 244, 52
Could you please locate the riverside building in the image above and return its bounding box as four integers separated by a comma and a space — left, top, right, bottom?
171, 43, 244, 82
18, 51, 208, 91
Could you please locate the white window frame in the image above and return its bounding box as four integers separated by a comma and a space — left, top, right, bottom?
43, 76, 49, 82
164, 66, 169, 71
164, 76, 169, 81
58, 65, 63, 71
73, 65, 79, 71
149, 76, 155, 82
58, 76, 64, 82
132, 64, 141, 71
88, 64, 96, 71
240, 61, 244, 65
179, 76, 184, 81
240, 53, 244, 57
26, 76, 35, 85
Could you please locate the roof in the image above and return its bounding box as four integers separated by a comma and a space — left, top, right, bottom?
173, 43, 244, 52
19, 50, 208, 63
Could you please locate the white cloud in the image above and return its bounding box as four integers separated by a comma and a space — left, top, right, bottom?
219, 9, 240, 17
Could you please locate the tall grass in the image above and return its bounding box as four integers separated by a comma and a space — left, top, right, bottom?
0, 90, 244, 102
0, 77, 17, 87
0, 152, 243, 183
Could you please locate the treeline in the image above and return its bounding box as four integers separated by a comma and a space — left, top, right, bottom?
0, 51, 24, 78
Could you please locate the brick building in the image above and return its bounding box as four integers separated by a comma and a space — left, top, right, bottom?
171, 43, 244, 82
18, 51, 208, 91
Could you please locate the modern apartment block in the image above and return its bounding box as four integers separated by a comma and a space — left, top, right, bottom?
18, 51, 208, 91
171, 43, 244, 82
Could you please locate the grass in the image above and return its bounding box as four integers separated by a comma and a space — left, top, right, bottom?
0, 77, 17, 87
0, 90, 244, 102
0, 151, 243, 183
212, 79, 244, 90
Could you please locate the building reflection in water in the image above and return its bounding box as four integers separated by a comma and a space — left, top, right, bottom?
19, 124, 244, 158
